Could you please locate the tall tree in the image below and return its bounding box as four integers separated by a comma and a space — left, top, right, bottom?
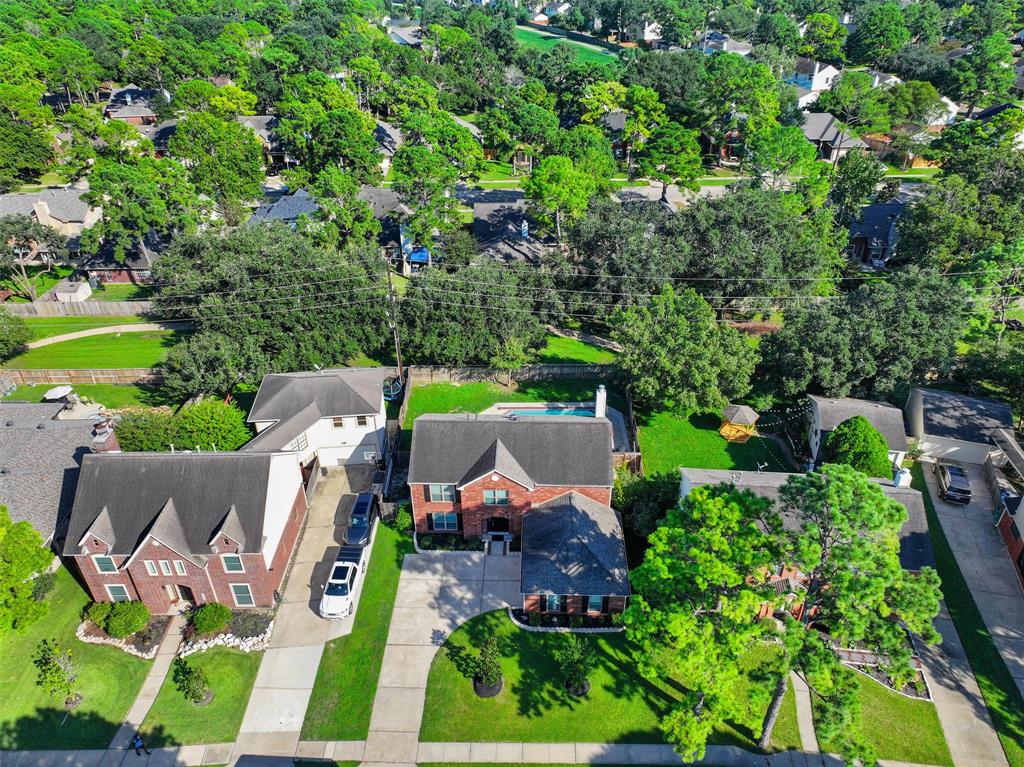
636, 121, 702, 200
823, 416, 894, 478
953, 34, 1016, 115
847, 3, 911, 65
523, 156, 596, 242
829, 150, 884, 227
0, 505, 54, 635
0, 215, 68, 301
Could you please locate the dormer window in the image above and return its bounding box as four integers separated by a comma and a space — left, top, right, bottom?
93, 555, 116, 574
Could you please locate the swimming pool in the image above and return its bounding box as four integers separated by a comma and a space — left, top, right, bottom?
505, 407, 595, 417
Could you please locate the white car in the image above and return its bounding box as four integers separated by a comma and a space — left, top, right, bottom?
318, 545, 368, 619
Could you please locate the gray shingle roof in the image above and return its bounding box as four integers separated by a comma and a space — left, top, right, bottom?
236, 115, 282, 148
0, 403, 108, 542
247, 368, 386, 424
458, 438, 535, 489
63, 452, 274, 558
249, 189, 320, 225
0, 189, 92, 224
241, 400, 322, 453
358, 186, 410, 218
521, 492, 629, 596
374, 120, 402, 157
679, 468, 935, 571
408, 414, 613, 487
801, 112, 866, 149
473, 199, 549, 264
910, 388, 1014, 444
809, 395, 909, 452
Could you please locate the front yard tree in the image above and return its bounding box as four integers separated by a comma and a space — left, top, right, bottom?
848, 2, 910, 65
823, 416, 894, 478
621, 85, 666, 168
33, 639, 78, 702
635, 122, 702, 201
0, 505, 54, 635
0, 310, 29, 361
624, 486, 780, 761
160, 330, 269, 402
391, 144, 460, 242
799, 13, 846, 61
556, 634, 596, 695
829, 150, 885, 227
0, 215, 68, 301
172, 656, 210, 704
523, 156, 596, 242
966, 239, 1024, 343
611, 285, 756, 416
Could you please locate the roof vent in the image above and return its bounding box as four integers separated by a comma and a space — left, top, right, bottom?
36, 423, 46, 430
5, 420, 13, 427
0, 467, 10, 475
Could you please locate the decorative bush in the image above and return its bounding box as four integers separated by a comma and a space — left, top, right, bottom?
569, 615, 584, 628
473, 637, 502, 686
31, 571, 56, 602
418, 534, 433, 548
172, 656, 210, 704
393, 505, 412, 533
824, 415, 893, 478
191, 603, 232, 636
85, 601, 112, 627
105, 601, 151, 638
555, 634, 596, 692
528, 611, 543, 627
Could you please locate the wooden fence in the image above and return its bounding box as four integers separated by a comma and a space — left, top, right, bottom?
4, 301, 151, 317
407, 363, 615, 385
1, 368, 162, 385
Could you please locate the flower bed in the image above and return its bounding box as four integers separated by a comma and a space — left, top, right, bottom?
508, 607, 622, 633
414, 532, 486, 552
76, 615, 171, 659
848, 663, 932, 700
179, 609, 273, 657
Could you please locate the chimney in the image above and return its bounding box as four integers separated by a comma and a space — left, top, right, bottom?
595, 385, 607, 418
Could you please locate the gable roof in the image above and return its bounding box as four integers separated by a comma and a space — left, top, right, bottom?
521, 492, 630, 596
374, 120, 402, 157
246, 368, 386, 425
63, 452, 275, 558
236, 115, 283, 148
409, 413, 613, 488
800, 112, 867, 149
358, 186, 411, 218
848, 201, 904, 248
249, 189, 320, 225
910, 388, 1014, 444
679, 468, 935, 571
473, 199, 549, 264
809, 395, 908, 452
458, 438, 535, 489
0, 189, 93, 225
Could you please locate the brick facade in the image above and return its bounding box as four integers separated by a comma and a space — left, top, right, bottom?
523, 593, 627, 615
410, 477, 612, 539
997, 511, 1024, 590
71, 486, 307, 614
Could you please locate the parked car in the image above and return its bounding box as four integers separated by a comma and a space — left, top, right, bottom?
344, 492, 378, 546
934, 461, 972, 504
318, 544, 370, 619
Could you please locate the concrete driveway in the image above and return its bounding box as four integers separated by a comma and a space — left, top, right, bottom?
921, 459, 1024, 699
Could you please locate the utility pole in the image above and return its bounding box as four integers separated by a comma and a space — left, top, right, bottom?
381, 250, 404, 378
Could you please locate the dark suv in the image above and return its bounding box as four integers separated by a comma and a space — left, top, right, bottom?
934, 462, 972, 504
344, 492, 378, 545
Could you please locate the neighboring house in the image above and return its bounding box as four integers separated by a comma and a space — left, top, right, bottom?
543, 1, 571, 15
865, 69, 902, 88
806, 394, 909, 470
905, 388, 1015, 464
79, 231, 163, 284
374, 119, 402, 176
846, 201, 904, 268
786, 57, 841, 94
0, 402, 119, 545
236, 115, 292, 167
0, 188, 101, 253
991, 430, 1024, 588
800, 112, 867, 162
623, 20, 662, 43
695, 30, 752, 56
679, 468, 936, 573
63, 452, 306, 613
1012, 62, 1024, 99
600, 109, 629, 157
473, 197, 550, 264
387, 20, 423, 47
928, 97, 960, 129
104, 84, 161, 125
243, 368, 390, 486
139, 118, 179, 155
249, 189, 320, 227
358, 186, 414, 271
972, 103, 1024, 148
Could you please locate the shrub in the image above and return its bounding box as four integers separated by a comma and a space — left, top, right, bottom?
555, 634, 596, 691
105, 601, 150, 638
528, 611, 543, 627
569, 615, 583, 628
824, 415, 893, 478
393, 504, 412, 533
172, 657, 210, 704
85, 601, 112, 627
191, 603, 231, 636
30, 571, 56, 602
418, 534, 433, 548
474, 637, 502, 686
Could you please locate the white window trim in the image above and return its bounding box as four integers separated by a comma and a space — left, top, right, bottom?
587, 595, 604, 612
93, 555, 116, 574
174, 560, 187, 576
144, 560, 157, 576
222, 554, 245, 574
229, 582, 254, 607
428, 483, 456, 502
159, 560, 172, 576
105, 584, 130, 602
484, 489, 510, 506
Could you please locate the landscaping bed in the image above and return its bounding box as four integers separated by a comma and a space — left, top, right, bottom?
77, 613, 171, 659
180, 608, 274, 656
509, 608, 618, 632
415, 532, 485, 552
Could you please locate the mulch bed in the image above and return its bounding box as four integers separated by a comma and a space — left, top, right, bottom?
510, 608, 615, 630
81, 614, 171, 655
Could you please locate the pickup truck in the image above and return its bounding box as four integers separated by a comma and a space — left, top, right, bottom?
318, 544, 369, 619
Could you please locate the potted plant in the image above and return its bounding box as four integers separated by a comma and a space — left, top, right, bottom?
556, 634, 595, 696
472, 637, 503, 697
172, 657, 213, 706
33, 639, 81, 709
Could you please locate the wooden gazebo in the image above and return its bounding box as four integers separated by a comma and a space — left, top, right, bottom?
720, 404, 760, 443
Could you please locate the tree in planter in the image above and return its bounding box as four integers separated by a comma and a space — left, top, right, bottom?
33, 639, 79, 705
823, 416, 894, 478
472, 637, 503, 695
555, 634, 596, 695
172, 656, 211, 705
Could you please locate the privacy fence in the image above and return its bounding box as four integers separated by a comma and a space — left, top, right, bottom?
4, 301, 151, 317
0, 368, 162, 386
406, 363, 615, 385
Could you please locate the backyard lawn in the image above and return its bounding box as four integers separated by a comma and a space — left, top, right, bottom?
140, 647, 262, 746
514, 26, 619, 67
0, 266, 75, 301
2, 329, 185, 368
22, 315, 146, 341
302, 523, 415, 740
0, 567, 152, 750
89, 282, 154, 301
7, 382, 175, 409
420, 610, 801, 752
637, 411, 795, 474
536, 335, 617, 364
911, 463, 1024, 767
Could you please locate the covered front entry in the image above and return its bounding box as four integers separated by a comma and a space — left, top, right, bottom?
485, 516, 512, 556
164, 584, 195, 612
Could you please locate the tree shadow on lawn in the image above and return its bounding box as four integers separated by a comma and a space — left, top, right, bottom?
0, 707, 172, 752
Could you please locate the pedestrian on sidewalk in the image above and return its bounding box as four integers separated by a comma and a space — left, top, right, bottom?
131, 734, 152, 755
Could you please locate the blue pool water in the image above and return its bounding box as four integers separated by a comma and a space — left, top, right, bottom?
506, 408, 594, 417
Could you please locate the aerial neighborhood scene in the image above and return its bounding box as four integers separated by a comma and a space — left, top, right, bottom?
1, 1, 1024, 767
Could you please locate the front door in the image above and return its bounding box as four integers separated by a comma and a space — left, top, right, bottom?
177, 585, 195, 606
485, 517, 511, 556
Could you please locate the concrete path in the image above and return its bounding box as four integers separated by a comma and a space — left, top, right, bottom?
25, 322, 192, 349
790, 672, 820, 753
232, 466, 374, 761
920, 460, 1024, 698
362, 550, 521, 766
108, 615, 185, 750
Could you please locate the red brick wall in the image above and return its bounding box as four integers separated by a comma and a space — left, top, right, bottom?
410, 480, 612, 538
997, 512, 1024, 590
522, 593, 627, 615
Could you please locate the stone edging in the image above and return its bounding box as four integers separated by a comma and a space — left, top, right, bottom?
178, 622, 274, 657
844, 660, 933, 702
506, 607, 623, 634
75, 621, 159, 660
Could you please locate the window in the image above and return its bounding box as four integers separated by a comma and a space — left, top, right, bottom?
222, 554, 244, 573
332, 417, 345, 428
587, 595, 604, 613
545, 594, 561, 612
483, 489, 509, 506
230, 583, 254, 607
287, 432, 308, 452
356, 415, 369, 427
93, 555, 116, 574
174, 560, 187, 576
431, 512, 459, 531
144, 560, 157, 576
428, 484, 455, 502
159, 560, 172, 576
106, 584, 130, 602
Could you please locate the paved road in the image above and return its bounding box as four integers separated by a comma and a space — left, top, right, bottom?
25, 322, 192, 349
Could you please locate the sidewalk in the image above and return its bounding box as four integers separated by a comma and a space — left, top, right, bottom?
25, 322, 192, 349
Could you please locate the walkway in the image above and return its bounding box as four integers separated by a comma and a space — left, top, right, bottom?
362, 550, 521, 766
108, 615, 185, 750
25, 322, 192, 349
790, 672, 820, 754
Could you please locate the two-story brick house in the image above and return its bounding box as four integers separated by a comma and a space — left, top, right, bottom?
63, 452, 306, 614
408, 413, 629, 615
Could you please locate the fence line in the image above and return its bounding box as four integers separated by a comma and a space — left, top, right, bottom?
1, 368, 162, 385
4, 301, 151, 317
406, 363, 615, 384
520, 21, 625, 53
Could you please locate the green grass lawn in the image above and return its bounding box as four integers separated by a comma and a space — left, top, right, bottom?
22, 315, 146, 341
515, 26, 619, 67
536, 335, 617, 365
301, 523, 415, 740
0, 266, 75, 302
420, 610, 800, 752
7, 382, 178, 409
3, 329, 185, 368
89, 283, 154, 301
911, 463, 1024, 767
140, 647, 261, 745
0, 567, 152, 750
637, 411, 795, 475
814, 671, 953, 767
